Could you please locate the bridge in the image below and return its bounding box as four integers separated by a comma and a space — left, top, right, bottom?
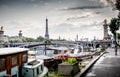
2, 40, 112, 49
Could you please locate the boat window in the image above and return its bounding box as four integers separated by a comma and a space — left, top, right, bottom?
26, 69, 28, 72
46, 50, 54, 57
64, 50, 67, 53
0, 58, 5, 70
54, 50, 58, 54
22, 53, 27, 63
37, 67, 39, 74
12, 74, 17, 77
12, 55, 18, 66
41, 65, 43, 71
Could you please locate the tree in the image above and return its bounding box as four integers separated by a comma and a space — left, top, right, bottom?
36, 36, 45, 42
115, 0, 120, 11
22, 37, 35, 42
10, 39, 19, 43
117, 33, 120, 39
109, 18, 120, 55
109, 18, 119, 34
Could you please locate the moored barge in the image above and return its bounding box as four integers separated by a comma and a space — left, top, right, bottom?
0, 47, 48, 77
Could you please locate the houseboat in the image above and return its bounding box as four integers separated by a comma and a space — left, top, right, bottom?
0, 47, 48, 77
0, 47, 29, 77
22, 59, 44, 77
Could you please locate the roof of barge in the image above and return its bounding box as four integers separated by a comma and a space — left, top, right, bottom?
0, 47, 29, 55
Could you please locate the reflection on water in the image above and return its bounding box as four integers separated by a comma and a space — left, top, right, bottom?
36, 47, 54, 57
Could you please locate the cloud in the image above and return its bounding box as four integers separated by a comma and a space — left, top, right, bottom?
62, 5, 104, 10
67, 15, 90, 21
51, 23, 74, 33
81, 21, 102, 29
50, 21, 103, 40
0, 0, 118, 40
66, 11, 101, 21
2, 20, 45, 38
100, 0, 116, 6
90, 0, 116, 9
52, 20, 102, 33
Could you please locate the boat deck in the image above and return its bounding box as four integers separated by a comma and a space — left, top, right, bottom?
37, 66, 48, 77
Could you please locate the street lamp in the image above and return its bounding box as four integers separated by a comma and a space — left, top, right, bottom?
44, 40, 47, 55
44, 40, 51, 55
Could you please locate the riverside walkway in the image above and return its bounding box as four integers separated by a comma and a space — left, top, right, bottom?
83, 48, 120, 77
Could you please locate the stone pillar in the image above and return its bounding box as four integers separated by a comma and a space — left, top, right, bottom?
103, 19, 108, 40
18, 30, 23, 43
0, 26, 4, 47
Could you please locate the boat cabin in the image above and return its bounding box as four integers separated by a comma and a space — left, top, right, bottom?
22, 59, 44, 77
28, 50, 53, 69
0, 47, 29, 77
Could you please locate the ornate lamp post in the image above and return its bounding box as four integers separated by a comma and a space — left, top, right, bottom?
44, 40, 51, 55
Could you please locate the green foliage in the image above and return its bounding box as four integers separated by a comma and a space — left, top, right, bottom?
109, 18, 119, 34
62, 58, 77, 64
116, 33, 120, 47
115, 0, 120, 11
22, 37, 35, 42
118, 44, 120, 48
79, 64, 85, 69
54, 70, 60, 76
47, 71, 64, 77
51, 38, 66, 41
117, 33, 120, 39
36, 36, 45, 42
10, 40, 19, 43
70, 70, 74, 77
101, 46, 106, 52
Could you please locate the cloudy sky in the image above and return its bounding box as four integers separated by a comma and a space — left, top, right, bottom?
0, 0, 119, 40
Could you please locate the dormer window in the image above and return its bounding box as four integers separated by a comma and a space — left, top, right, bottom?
0, 57, 5, 71
12, 55, 18, 66
22, 53, 27, 63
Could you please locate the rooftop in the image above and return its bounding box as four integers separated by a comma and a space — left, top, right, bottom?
0, 47, 29, 55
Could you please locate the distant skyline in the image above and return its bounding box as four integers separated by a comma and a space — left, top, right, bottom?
0, 0, 119, 41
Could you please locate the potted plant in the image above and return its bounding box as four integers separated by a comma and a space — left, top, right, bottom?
58, 58, 80, 76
